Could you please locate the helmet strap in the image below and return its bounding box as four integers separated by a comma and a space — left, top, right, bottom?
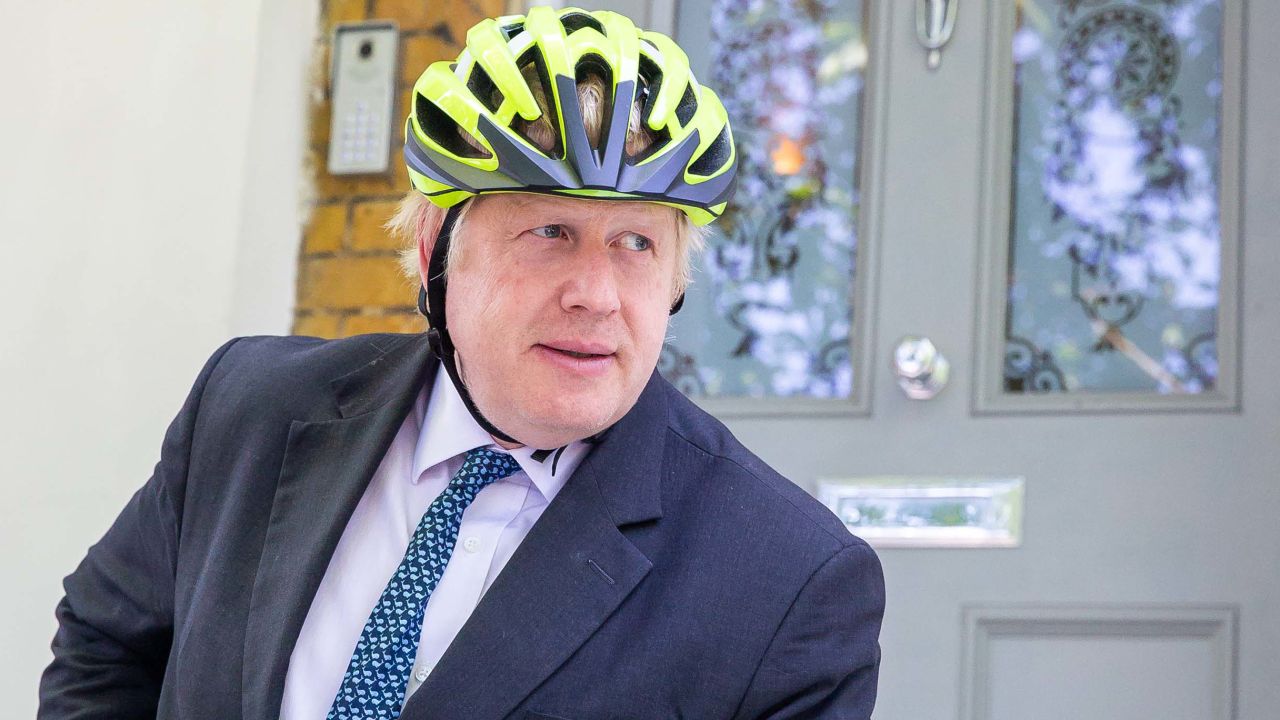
419, 206, 522, 447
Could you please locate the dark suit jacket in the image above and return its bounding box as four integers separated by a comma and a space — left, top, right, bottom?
39, 333, 884, 719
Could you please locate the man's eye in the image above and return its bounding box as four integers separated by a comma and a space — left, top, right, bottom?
619, 233, 652, 252
529, 224, 564, 239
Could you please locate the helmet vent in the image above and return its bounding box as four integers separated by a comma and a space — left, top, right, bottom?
636, 55, 663, 125
500, 21, 524, 40
560, 12, 605, 35
626, 124, 671, 163
467, 64, 505, 114
416, 92, 492, 159
688, 125, 731, 177
674, 83, 698, 127
513, 48, 565, 159
575, 56, 614, 151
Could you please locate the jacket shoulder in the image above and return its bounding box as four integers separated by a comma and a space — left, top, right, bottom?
202, 332, 417, 417
659, 382, 863, 555
214, 332, 413, 376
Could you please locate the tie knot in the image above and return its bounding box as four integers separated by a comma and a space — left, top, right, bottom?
452, 447, 521, 491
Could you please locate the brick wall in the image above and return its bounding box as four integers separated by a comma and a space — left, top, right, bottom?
294, 0, 508, 338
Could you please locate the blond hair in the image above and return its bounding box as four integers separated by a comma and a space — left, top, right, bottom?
387, 72, 706, 299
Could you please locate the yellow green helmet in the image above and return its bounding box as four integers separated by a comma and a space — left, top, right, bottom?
403, 6, 737, 226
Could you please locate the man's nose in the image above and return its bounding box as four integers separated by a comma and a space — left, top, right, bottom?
560, 246, 621, 315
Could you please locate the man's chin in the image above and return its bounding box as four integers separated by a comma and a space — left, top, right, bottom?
503, 401, 618, 449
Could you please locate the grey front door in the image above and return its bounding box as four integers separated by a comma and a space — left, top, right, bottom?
540, 1, 1278, 717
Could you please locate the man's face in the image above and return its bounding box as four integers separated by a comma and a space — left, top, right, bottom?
428, 193, 682, 449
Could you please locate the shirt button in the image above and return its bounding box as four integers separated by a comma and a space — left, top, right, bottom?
462, 536, 481, 553
414, 666, 431, 682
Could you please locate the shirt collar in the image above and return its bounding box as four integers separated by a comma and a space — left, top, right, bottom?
410, 369, 590, 504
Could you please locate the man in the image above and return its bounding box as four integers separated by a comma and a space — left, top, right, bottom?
40, 7, 884, 719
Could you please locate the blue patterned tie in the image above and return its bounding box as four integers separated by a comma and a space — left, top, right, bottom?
326, 447, 521, 719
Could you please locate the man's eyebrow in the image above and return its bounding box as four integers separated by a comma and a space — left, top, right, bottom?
504, 193, 560, 211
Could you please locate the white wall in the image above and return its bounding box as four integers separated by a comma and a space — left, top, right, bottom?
0, 0, 315, 711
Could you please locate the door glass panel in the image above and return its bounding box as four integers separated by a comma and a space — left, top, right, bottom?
1004, 0, 1223, 394
665, 0, 866, 399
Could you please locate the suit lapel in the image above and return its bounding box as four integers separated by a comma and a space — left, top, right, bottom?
402, 372, 671, 720
241, 335, 437, 720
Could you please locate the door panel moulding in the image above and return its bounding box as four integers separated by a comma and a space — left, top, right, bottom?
959, 604, 1239, 720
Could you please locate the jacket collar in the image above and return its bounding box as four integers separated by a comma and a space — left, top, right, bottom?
578, 369, 668, 525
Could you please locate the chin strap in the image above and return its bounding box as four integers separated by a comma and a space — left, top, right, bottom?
419, 206, 522, 447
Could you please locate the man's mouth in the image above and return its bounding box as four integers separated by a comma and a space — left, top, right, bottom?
532, 342, 617, 377
537, 341, 616, 360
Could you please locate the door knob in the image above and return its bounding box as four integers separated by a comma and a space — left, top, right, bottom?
893, 336, 950, 400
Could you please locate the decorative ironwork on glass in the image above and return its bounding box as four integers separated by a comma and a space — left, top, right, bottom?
665, 0, 865, 399
1004, 0, 1223, 394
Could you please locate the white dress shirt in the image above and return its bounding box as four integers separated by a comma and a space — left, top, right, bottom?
279, 370, 590, 719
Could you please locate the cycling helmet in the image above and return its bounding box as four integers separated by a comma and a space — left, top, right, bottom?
403, 6, 737, 225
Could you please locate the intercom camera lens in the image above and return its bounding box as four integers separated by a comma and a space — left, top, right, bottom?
359, 40, 373, 58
